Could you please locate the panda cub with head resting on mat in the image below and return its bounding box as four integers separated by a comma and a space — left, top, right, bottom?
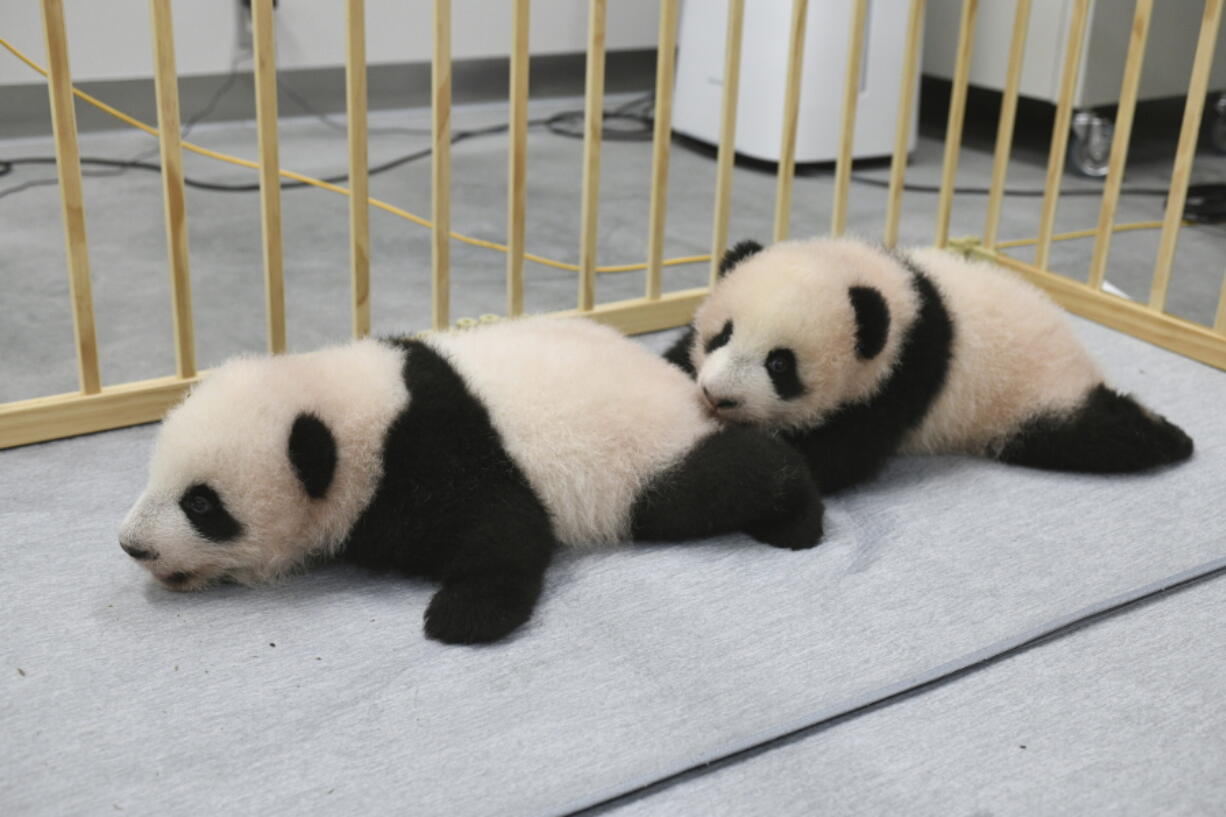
119, 316, 824, 644
665, 237, 1193, 493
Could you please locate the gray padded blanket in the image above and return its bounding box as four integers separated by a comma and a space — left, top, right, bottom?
2, 318, 1222, 816
603, 572, 1226, 816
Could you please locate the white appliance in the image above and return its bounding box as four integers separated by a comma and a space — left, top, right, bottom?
672, 0, 920, 164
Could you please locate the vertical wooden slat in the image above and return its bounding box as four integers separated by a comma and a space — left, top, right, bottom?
772, 0, 809, 242
709, 0, 745, 284
346, 0, 371, 338
645, 0, 680, 300
506, 0, 530, 318
934, 0, 978, 248
40, 0, 101, 394
831, 0, 868, 237
1216, 269, 1226, 332
578, 0, 607, 312
982, 0, 1031, 251
251, 0, 285, 354
1149, 0, 1223, 311
148, 0, 196, 379
1087, 0, 1151, 290
432, 0, 452, 330
1034, 0, 1091, 271
883, 0, 925, 249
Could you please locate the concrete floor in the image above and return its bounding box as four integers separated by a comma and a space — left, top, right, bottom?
1, 91, 1224, 403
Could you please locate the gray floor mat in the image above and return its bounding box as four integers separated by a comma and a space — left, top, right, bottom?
2, 316, 1222, 817
599, 567, 1226, 817
582, 557, 1226, 816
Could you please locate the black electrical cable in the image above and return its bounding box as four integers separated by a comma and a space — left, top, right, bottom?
0, 88, 1180, 201
0, 100, 655, 199
0, 121, 519, 196
0, 53, 249, 200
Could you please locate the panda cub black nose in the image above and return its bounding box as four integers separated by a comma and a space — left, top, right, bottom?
121, 542, 157, 561
702, 386, 741, 411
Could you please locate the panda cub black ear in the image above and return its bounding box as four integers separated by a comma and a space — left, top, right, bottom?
718, 239, 764, 278
288, 413, 337, 499
848, 286, 890, 360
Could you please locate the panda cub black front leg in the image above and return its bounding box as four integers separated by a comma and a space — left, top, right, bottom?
632, 426, 824, 550
424, 523, 556, 645
425, 568, 547, 645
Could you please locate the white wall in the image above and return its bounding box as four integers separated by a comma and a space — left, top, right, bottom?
922, 0, 1226, 108
1, 0, 661, 87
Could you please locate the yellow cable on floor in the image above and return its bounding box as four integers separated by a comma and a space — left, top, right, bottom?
0, 36, 1177, 273
0, 37, 707, 275
995, 219, 1170, 250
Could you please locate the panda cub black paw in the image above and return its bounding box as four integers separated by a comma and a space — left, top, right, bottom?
745, 470, 825, 551
424, 576, 542, 645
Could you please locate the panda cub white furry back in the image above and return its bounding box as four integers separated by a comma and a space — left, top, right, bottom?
665, 237, 1193, 493
120, 316, 823, 644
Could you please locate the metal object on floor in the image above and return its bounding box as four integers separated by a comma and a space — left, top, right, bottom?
1068, 110, 1113, 178
1207, 92, 1226, 153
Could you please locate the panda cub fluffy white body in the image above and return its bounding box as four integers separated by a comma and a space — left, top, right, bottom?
120, 316, 823, 644
666, 238, 1193, 493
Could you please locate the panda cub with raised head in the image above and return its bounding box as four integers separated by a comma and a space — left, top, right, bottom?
665, 237, 1193, 493
119, 316, 823, 644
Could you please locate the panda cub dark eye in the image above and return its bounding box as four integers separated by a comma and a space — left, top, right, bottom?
178, 483, 243, 543
186, 494, 212, 515
764, 348, 805, 400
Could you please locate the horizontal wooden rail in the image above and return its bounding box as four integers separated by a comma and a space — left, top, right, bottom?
2, 287, 711, 449
0, 375, 200, 449
962, 244, 1226, 371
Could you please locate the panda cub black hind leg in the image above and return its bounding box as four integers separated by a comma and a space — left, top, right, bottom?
632, 427, 824, 550
998, 385, 1194, 473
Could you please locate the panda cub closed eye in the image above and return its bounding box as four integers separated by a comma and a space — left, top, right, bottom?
705, 320, 733, 354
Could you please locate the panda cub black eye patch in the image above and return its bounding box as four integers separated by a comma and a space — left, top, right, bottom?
765, 348, 805, 400
179, 483, 243, 543
705, 320, 733, 354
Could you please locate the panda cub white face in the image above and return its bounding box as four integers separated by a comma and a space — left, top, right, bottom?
118, 342, 407, 591
691, 238, 917, 432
